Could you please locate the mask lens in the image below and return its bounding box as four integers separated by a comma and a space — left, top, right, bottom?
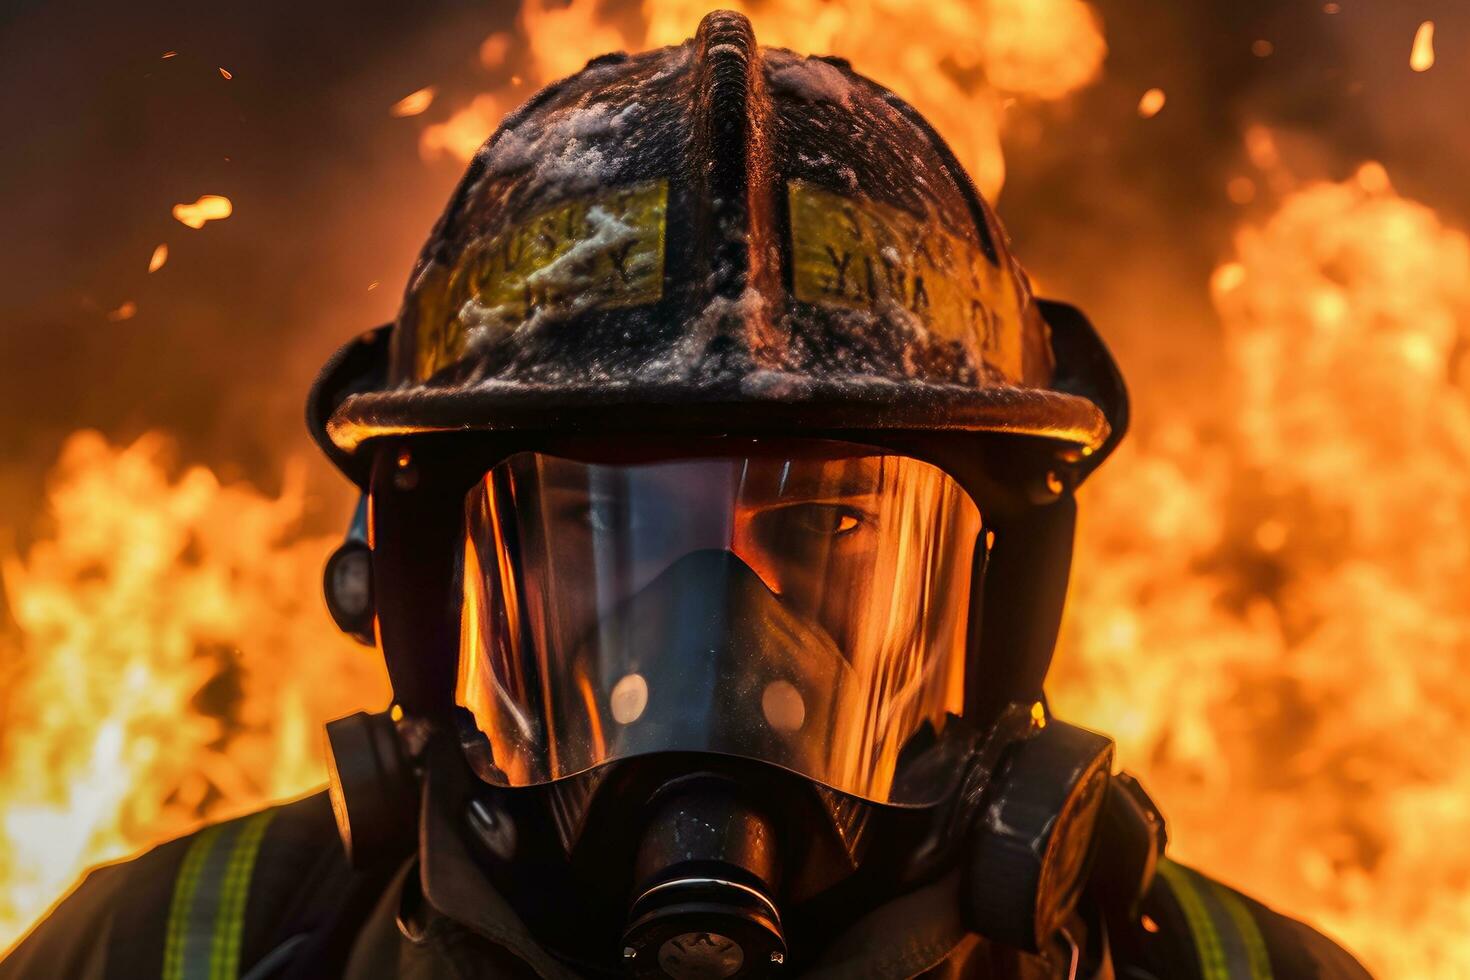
456, 442, 981, 804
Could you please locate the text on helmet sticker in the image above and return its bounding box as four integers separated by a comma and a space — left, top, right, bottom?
787, 180, 1024, 382
414, 180, 669, 381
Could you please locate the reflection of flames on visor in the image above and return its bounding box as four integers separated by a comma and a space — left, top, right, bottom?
1, 2, 1467, 976
455, 450, 979, 804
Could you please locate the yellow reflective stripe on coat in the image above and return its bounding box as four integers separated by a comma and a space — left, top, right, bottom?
162, 811, 276, 980
1157, 859, 1273, 980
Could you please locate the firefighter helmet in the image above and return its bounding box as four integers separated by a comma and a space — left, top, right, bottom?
310, 11, 1125, 485
308, 13, 1132, 967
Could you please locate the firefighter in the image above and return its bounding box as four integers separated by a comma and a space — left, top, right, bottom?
3, 12, 1373, 980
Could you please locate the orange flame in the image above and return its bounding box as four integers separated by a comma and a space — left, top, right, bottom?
0, 434, 388, 950
1054, 163, 1470, 978
420, 0, 1106, 198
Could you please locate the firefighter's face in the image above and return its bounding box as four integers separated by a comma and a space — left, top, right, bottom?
533, 453, 886, 655
455, 440, 982, 805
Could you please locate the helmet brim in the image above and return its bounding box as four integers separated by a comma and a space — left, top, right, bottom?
325, 375, 1110, 455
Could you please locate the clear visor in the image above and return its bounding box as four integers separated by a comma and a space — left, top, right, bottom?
456, 442, 982, 804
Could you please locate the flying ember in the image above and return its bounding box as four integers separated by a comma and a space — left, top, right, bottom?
171, 195, 232, 230
390, 86, 436, 117
1411, 20, 1435, 72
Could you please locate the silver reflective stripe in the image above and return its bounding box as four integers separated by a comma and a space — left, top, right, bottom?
162, 811, 276, 980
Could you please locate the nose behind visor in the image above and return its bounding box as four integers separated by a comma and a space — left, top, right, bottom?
456, 444, 982, 805
578, 549, 849, 776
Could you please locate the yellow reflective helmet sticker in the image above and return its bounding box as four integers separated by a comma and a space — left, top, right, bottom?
415, 179, 669, 381
788, 180, 1024, 382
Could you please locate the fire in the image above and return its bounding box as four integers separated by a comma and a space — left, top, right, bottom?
479, 33, 512, 70
171, 195, 232, 230
1052, 164, 1470, 978
419, 0, 1105, 198
0, 434, 388, 951
5, 3, 1468, 978
421, 94, 511, 164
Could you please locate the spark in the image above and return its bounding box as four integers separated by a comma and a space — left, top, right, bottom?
1252, 39, 1274, 58
161, 51, 178, 59
1355, 161, 1391, 194
106, 301, 137, 322
1411, 21, 1435, 72
1210, 262, 1246, 296
480, 33, 512, 69
1244, 125, 1281, 171
172, 195, 232, 229
147, 244, 168, 273
1137, 87, 1166, 118
390, 86, 436, 118
1227, 176, 1257, 204
218, 67, 233, 80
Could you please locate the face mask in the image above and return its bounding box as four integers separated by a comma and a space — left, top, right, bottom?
326, 440, 1115, 975
455, 444, 981, 805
